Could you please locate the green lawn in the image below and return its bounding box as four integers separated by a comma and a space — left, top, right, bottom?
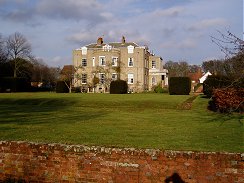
0, 93, 243, 152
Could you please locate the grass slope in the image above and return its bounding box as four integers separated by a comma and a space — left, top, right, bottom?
0, 93, 243, 152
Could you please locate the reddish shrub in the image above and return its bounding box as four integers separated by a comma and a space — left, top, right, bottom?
211, 88, 244, 113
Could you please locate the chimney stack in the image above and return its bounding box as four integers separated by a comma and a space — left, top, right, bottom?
97, 37, 103, 46
121, 36, 126, 44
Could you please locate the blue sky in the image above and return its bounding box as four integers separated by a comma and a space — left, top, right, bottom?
0, 0, 242, 67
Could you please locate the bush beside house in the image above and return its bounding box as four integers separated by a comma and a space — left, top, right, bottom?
56, 81, 69, 93
169, 77, 191, 95
110, 80, 128, 94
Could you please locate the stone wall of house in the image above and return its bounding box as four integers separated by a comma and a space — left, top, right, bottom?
0, 141, 243, 183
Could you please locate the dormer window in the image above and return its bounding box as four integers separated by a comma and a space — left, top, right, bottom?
127, 45, 134, 54
103, 44, 112, 51
81, 47, 87, 55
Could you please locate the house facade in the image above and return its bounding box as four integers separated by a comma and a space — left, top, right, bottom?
72, 36, 168, 93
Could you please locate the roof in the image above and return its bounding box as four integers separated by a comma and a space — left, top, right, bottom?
85, 42, 139, 49
61, 65, 74, 75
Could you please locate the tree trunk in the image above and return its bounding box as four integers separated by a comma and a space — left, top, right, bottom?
14, 60, 17, 78
69, 81, 72, 93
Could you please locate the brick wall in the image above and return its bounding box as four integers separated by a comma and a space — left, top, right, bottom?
0, 141, 243, 183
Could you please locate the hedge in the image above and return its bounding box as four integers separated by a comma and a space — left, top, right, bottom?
169, 77, 191, 95
110, 80, 128, 94
0, 77, 30, 92
56, 81, 69, 93
203, 75, 231, 98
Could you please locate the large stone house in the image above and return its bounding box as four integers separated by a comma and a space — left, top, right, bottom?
72, 36, 168, 93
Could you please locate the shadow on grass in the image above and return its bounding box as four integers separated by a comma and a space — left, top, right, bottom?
208, 113, 243, 126
0, 98, 108, 125
0, 98, 78, 106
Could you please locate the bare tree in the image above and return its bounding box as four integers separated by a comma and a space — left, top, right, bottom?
164, 61, 189, 77
31, 58, 60, 88
0, 34, 7, 62
211, 30, 244, 58
208, 30, 244, 79
6, 32, 32, 77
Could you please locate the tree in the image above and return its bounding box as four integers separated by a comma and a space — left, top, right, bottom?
60, 65, 75, 93
164, 61, 189, 77
0, 34, 7, 63
6, 32, 32, 78
205, 30, 244, 113
0, 34, 11, 77
211, 30, 244, 58
31, 58, 60, 88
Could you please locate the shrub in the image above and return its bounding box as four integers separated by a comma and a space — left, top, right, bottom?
152, 84, 168, 93
0, 77, 30, 92
169, 77, 191, 95
203, 75, 232, 98
72, 87, 81, 93
110, 80, 128, 94
56, 81, 69, 93
209, 88, 244, 113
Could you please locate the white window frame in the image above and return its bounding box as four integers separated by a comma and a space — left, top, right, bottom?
112, 57, 118, 66
82, 58, 87, 67
152, 60, 156, 69
128, 58, 133, 67
103, 44, 112, 51
127, 45, 134, 54
112, 73, 117, 81
92, 57, 95, 67
99, 56, 106, 66
81, 74, 87, 84
81, 46, 87, 55
128, 73, 134, 84
99, 73, 105, 84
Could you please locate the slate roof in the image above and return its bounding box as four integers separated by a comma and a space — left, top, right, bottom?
85, 42, 139, 49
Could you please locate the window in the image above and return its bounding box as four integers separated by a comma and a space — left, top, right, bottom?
128, 58, 133, 67
128, 73, 134, 84
152, 61, 156, 69
82, 58, 87, 66
81, 46, 87, 55
112, 57, 118, 66
161, 75, 165, 80
103, 44, 112, 51
152, 77, 156, 84
99, 56, 106, 66
112, 73, 117, 81
127, 45, 134, 53
81, 74, 87, 84
92, 57, 95, 67
99, 73, 105, 84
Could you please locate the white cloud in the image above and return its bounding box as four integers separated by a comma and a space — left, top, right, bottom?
152, 6, 184, 17
189, 18, 228, 31
0, 0, 242, 66
36, 0, 106, 22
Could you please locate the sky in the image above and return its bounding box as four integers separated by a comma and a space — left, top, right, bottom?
0, 0, 242, 67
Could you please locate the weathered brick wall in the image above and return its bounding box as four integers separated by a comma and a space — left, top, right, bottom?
0, 141, 243, 183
